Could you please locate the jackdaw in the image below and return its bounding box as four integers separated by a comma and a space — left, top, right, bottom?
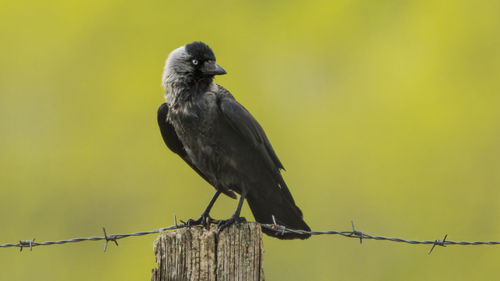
157, 41, 310, 239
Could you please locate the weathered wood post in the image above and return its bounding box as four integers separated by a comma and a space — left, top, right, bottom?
151, 223, 264, 281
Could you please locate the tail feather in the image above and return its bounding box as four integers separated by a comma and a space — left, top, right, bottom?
246, 182, 310, 239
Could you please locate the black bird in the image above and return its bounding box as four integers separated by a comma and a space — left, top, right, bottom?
157, 41, 310, 239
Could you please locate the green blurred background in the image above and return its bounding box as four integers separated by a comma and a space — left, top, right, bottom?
1, 0, 499, 280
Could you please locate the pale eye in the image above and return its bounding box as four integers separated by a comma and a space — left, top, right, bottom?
191, 59, 199, 66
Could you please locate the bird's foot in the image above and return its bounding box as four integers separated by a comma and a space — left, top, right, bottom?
217, 215, 246, 232
185, 212, 213, 228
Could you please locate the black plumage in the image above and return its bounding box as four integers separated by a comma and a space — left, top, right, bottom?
158, 41, 310, 239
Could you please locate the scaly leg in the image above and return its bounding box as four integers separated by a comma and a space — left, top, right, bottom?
187, 190, 221, 227
218, 189, 248, 231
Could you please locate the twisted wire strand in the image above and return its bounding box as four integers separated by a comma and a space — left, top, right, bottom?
1, 221, 499, 253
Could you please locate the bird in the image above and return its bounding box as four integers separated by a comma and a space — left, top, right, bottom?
157, 41, 310, 239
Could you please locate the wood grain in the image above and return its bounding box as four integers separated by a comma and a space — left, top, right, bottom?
151, 223, 264, 281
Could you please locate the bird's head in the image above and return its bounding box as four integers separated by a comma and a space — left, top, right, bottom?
162, 41, 226, 88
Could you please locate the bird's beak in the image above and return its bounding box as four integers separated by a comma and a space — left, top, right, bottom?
201, 61, 227, 76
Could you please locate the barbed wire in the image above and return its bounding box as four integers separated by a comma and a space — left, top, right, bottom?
0, 222, 184, 252
1, 217, 499, 254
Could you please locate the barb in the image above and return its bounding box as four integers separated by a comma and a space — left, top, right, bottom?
350, 221, 363, 244
1, 220, 499, 253
428, 234, 448, 255
102, 227, 118, 252
18, 238, 35, 252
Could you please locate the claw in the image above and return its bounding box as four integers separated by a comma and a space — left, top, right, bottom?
185, 212, 213, 228
186, 218, 200, 227
218, 216, 246, 232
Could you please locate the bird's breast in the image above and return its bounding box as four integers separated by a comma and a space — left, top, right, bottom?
169, 92, 220, 150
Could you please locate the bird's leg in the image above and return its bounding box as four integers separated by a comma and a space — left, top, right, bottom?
218, 189, 248, 232
186, 190, 221, 227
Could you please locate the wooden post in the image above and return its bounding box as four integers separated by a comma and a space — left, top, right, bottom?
151, 223, 264, 281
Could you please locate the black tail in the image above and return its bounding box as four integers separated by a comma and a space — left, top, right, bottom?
246, 181, 311, 239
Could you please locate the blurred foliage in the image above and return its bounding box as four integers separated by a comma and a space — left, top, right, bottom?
1, 0, 499, 280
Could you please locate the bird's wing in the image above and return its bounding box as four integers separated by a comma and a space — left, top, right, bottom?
158, 103, 234, 197
157, 103, 186, 156
217, 96, 284, 171
217, 94, 301, 205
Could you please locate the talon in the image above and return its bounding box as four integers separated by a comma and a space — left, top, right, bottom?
217, 216, 246, 232
185, 212, 213, 228
203, 216, 212, 228
186, 219, 199, 227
